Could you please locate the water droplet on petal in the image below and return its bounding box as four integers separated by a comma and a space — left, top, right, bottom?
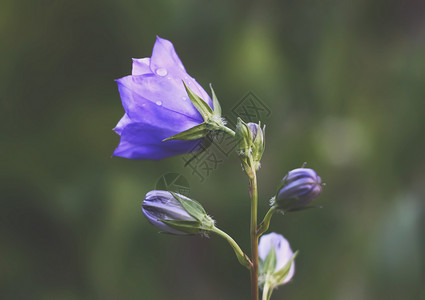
182, 96, 187, 101
156, 68, 168, 76
156, 101, 163, 106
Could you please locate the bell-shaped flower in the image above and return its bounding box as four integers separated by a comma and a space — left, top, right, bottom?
113, 37, 218, 160
142, 190, 214, 235
273, 167, 323, 212
258, 232, 296, 288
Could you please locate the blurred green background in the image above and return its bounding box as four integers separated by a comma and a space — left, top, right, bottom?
1, 0, 425, 299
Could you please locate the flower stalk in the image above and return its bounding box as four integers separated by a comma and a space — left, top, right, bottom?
218, 125, 235, 137
261, 282, 273, 300
211, 226, 252, 270
249, 166, 259, 300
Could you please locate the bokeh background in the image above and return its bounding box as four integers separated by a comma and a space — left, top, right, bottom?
1, 0, 425, 299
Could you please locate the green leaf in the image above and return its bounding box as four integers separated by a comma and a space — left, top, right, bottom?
170, 192, 207, 222
160, 219, 202, 235
162, 123, 207, 141
274, 250, 298, 283
183, 81, 213, 121
210, 84, 222, 117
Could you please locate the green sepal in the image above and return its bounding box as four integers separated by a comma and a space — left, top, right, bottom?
170, 192, 208, 223
252, 123, 265, 163
257, 206, 277, 237
163, 123, 207, 141
210, 84, 222, 117
274, 250, 298, 283
241, 157, 254, 179
235, 118, 252, 155
159, 219, 203, 235
262, 247, 277, 274
183, 81, 213, 121
274, 197, 298, 212
273, 194, 323, 212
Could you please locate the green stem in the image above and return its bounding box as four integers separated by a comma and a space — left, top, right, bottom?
261, 282, 273, 300
249, 157, 259, 300
211, 226, 252, 270
219, 125, 235, 137
257, 206, 277, 237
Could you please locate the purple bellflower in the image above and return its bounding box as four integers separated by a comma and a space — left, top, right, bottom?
258, 232, 296, 286
113, 37, 215, 160
273, 167, 323, 212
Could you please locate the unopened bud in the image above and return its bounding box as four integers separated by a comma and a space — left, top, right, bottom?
273, 168, 323, 212
142, 190, 214, 235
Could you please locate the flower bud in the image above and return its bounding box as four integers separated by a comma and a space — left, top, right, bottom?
247, 122, 265, 168
273, 168, 323, 212
142, 190, 214, 235
258, 232, 296, 287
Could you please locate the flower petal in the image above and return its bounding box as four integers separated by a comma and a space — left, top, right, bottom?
150, 37, 213, 108
150, 36, 186, 73
113, 113, 131, 135
113, 122, 202, 160
142, 208, 187, 234
258, 232, 276, 261
132, 58, 153, 75
117, 74, 207, 122
272, 235, 295, 283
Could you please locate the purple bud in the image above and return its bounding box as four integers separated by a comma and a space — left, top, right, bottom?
142, 190, 197, 235
258, 232, 295, 285
275, 168, 323, 212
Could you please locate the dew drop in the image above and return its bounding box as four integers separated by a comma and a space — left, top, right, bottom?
182, 96, 187, 101
156, 68, 168, 76
156, 100, 163, 106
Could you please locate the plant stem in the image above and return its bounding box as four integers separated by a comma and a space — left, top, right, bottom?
261, 282, 272, 300
211, 226, 252, 269
220, 125, 235, 137
249, 161, 259, 300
